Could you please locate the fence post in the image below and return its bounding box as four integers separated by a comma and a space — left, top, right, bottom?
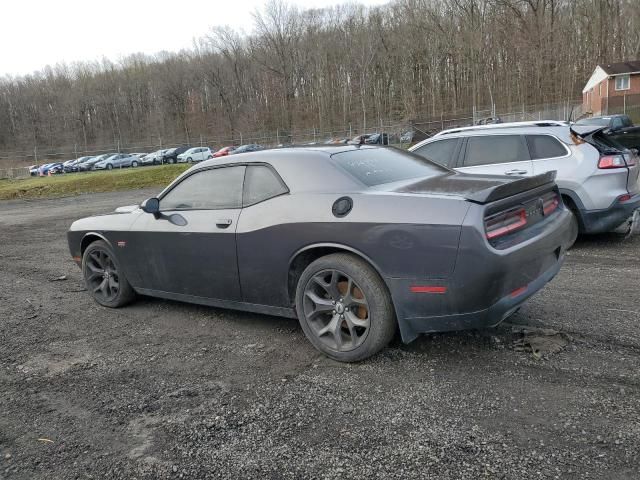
624, 94, 626, 114
34, 146, 38, 167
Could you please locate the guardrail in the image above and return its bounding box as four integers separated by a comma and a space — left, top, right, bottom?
0, 167, 30, 179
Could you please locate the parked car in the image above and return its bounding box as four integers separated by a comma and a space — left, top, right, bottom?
475, 116, 504, 125
162, 147, 190, 164
213, 146, 237, 158
409, 120, 640, 237
63, 156, 92, 173
177, 147, 213, 163
38, 162, 63, 176
400, 129, 430, 145
229, 144, 264, 155
575, 114, 640, 151
28, 165, 38, 176
79, 154, 113, 171
349, 133, 390, 145
68, 146, 575, 362
141, 150, 168, 166
93, 153, 140, 170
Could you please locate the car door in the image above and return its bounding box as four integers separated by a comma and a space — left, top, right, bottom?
456, 134, 533, 177
235, 164, 290, 306
411, 138, 462, 168
127, 165, 245, 301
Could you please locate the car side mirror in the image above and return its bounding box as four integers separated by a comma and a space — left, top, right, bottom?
141, 197, 160, 216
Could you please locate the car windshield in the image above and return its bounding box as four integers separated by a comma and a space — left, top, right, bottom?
332, 147, 449, 187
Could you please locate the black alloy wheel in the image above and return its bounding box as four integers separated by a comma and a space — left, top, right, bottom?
82, 240, 135, 308
296, 253, 395, 362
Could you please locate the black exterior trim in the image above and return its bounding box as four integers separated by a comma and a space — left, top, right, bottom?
135, 287, 298, 319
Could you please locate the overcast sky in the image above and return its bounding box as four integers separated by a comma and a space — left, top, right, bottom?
1, 0, 388, 77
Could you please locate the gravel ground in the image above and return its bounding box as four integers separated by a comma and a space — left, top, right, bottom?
1, 190, 639, 479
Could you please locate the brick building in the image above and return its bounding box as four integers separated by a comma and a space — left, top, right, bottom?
582, 60, 640, 117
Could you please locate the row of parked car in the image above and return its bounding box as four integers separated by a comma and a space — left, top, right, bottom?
27, 131, 407, 177
28, 144, 267, 176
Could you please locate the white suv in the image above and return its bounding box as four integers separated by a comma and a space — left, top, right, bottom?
409, 121, 640, 235
177, 147, 212, 163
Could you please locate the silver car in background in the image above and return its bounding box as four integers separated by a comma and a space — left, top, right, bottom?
410, 121, 640, 236
93, 153, 140, 170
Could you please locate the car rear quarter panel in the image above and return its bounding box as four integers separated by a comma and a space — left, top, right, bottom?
235, 192, 470, 307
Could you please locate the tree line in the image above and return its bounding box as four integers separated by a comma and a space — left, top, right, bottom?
1, 0, 639, 162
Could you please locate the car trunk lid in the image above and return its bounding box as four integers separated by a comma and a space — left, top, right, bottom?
393, 170, 557, 204
571, 125, 640, 195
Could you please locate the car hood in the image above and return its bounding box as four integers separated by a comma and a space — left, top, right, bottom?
114, 204, 140, 213
392, 171, 557, 204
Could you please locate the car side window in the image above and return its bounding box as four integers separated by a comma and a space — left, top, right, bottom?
463, 135, 529, 167
243, 165, 288, 206
412, 139, 459, 167
160, 166, 245, 210
612, 117, 623, 129
526, 135, 568, 159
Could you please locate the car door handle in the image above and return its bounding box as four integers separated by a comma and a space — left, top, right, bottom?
504, 169, 528, 175
216, 219, 232, 228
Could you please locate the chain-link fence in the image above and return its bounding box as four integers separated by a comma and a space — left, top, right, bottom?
0, 99, 582, 178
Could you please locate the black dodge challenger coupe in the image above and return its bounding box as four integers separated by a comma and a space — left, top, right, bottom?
68, 145, 575, 361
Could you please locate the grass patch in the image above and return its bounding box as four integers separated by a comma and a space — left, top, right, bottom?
0, 165, 190, 200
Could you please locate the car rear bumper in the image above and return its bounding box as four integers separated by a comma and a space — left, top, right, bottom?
388, 207, 574, 343
397, 257, 564, 340
579, 193, 640, 233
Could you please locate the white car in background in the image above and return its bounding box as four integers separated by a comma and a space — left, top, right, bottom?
141, 150, 169, 166
93, 153, 140, 170
177, 147, 212, 163
409, 121, 640, 236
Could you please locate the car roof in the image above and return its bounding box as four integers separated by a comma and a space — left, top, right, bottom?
168, 145, 389, 195
432, 120, 568, 137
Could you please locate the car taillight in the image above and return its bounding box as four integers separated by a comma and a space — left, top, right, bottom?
598, 155, 628, 169
485, 207, 528, 240
542, 192, 559, 216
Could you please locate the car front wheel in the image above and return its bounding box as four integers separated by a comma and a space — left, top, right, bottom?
82, 240, 135, 308
295, 253, 396, 362
132, 161, 138, 168
106, 164, 113, 170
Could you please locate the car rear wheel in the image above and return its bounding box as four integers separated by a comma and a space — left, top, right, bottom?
82, 240, 135, 308
295, 253, 396, 362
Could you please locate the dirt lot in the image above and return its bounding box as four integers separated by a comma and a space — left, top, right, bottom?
1, 190, 639, 479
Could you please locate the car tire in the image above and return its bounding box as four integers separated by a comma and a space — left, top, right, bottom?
82, 240, 136, 308
295, 253, 396, 362
187, 157, 193, 163
132, 161, 138, 168
207, 155, 213, 159
106, 164, 113, 170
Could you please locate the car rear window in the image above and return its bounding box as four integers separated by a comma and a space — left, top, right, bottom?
526, 135, 568, 159
332, 147, 449, 187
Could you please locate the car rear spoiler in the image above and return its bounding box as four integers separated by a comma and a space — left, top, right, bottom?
465, 171, 557, 204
